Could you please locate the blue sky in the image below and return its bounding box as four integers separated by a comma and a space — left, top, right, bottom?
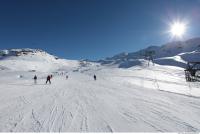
0, 0, 200, 60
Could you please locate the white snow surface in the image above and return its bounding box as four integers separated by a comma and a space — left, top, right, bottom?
0, 48, 200, 132
0, 59, 200, 132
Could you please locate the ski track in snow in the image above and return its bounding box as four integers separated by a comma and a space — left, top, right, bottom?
0, 65, 200, 132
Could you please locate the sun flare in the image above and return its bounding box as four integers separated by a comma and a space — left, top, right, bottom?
170, 21, 186, 38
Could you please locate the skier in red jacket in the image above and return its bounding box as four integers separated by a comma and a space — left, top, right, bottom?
46, 75, 51, 84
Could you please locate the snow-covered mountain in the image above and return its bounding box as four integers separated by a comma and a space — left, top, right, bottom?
0, 48, 80, 72
99, 37, 200, 68
1, 37, 200, 71
1, 42, 200, 132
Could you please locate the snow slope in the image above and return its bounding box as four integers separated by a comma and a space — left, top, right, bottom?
0, 60, 200, 132
0, 46, 200, 132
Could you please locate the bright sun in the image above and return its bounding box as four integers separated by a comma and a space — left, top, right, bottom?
170, 21, 186, 38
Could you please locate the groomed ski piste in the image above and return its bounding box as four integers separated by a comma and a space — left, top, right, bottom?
0, 48, 200, 132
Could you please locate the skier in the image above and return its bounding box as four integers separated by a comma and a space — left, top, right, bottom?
93, 74, 97, 81
66, 75, 68, 80
34, 75, 37, 84
46, 75, 51, 84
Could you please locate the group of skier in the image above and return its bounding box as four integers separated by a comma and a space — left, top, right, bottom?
33, 74, 97, 84
33, 74, 53, 84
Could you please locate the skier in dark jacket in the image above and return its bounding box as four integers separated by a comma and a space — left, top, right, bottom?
34, 75, 37, 84
93, 75, 97, 81
46, 75, 51, 84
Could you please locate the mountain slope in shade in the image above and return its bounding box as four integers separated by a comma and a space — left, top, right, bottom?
99, 37, 200, 68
